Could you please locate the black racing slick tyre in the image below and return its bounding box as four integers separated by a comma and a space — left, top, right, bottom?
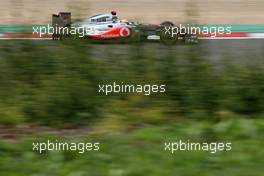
160, 21, 178, 45
160, 21, 174, 27
160, 27, 178, 45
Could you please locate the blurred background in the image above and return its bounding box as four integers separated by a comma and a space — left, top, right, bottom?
0, 0, 264, 25
0, 1, 264, 176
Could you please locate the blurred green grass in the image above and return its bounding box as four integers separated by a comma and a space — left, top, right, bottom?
0, 40, 264, 175
0, 119, 263, 176
0, 40, 263, 126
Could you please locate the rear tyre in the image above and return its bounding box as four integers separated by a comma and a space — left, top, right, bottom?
160, 21, 178, 45
160, 27, 178, 45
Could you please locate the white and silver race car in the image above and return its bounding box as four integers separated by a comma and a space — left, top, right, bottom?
52, 11, 198, 44
71, 11, 133, 39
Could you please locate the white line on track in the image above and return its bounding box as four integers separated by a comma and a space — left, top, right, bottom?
147, 35, 264, 40
0, 38, 52, 40
1, 36, 264, 40
199, 37, 253, 39
248, 33, 264, 38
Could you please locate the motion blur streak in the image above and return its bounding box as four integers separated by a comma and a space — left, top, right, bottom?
0, 0, 264, 25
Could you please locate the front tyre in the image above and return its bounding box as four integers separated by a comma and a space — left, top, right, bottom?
160, 21, 174, 27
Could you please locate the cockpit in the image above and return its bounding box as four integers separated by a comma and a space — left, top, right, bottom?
87, 11, 118, 23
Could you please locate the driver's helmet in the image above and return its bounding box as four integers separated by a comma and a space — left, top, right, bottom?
111, 11, 118, 22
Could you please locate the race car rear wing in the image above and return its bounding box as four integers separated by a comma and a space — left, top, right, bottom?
52, 12, 71, 40
52, 12, 71, 27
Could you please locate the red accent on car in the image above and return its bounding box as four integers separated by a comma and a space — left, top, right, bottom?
91, 27, 130, 39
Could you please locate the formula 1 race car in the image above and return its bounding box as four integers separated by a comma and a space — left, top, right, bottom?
52, 11, 198, 44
